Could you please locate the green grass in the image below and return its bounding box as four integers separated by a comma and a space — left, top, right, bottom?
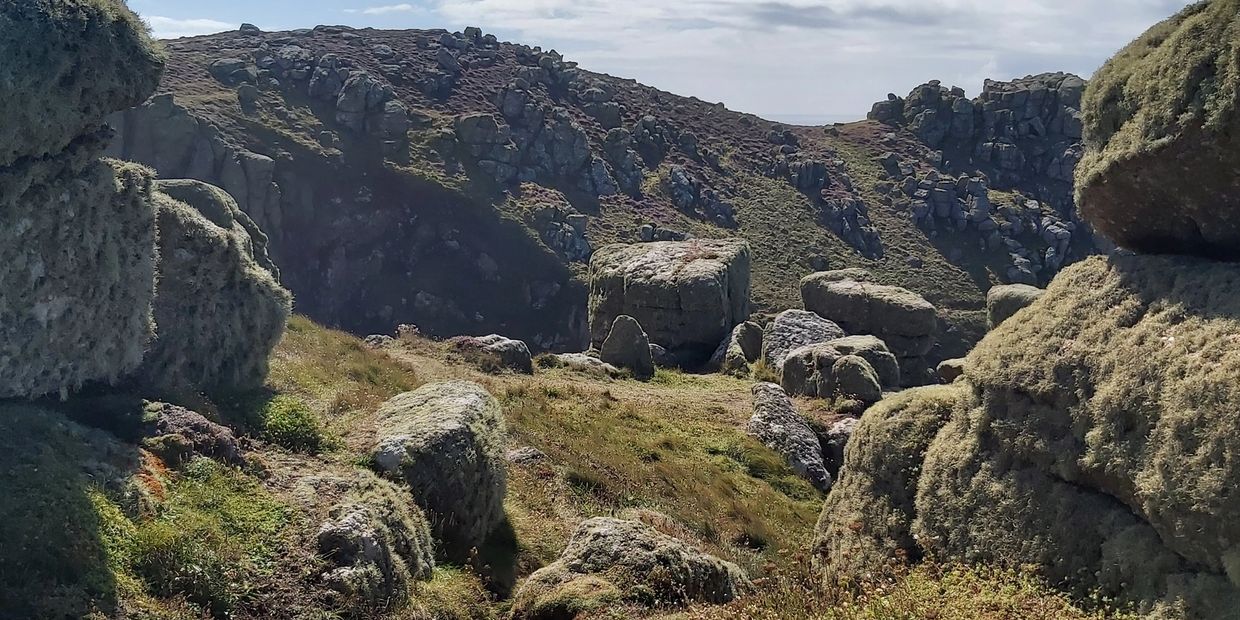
257, 394, 327, 453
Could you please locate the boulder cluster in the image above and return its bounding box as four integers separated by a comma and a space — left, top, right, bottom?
821, 5, 1240, 616
0, 0, 290, 400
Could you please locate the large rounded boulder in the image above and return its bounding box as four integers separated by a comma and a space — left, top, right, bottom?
1076, 0, 1240, 259
136, 181, 292, 394
372, 381, 507, 559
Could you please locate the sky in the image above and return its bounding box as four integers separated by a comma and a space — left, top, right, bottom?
131, 0, 1197, 124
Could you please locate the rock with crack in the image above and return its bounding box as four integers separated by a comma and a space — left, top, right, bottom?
372, 381, 507, 560
760, 310, 845, 372
748, 383, 832, 492
510, 517, 750, 619
589, 240, 751, 363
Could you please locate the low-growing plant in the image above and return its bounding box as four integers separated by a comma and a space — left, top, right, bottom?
259, 394, 327, 453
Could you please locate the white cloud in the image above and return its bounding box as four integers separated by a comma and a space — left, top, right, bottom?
144, 16, 234, 39
346, 3, 421, 15
432, 0, 1196, 121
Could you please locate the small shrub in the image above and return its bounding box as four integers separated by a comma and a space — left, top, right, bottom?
259, 395, 326, 453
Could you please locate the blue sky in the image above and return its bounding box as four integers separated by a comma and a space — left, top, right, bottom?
132, 0, 1196, 124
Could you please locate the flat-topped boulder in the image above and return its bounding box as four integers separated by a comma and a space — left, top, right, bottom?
588, 239, 750, 362
1077, 0, 1240, 259
761, 309, 845, 371
800, 275, 938, 358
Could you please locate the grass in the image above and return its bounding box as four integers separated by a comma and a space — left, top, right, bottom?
257, 395, 328, 453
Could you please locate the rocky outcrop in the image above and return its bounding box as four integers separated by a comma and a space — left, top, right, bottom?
599, 315, 655, 380
137, 182, 292, 394
0, 0, 164, 399
588, 240, 751, 362
1077, 1, 1240, 260
800, 276, 937, 385
760, 310, 845, 371
511, 517, 749, 619
141, 402, 244, 467
748, 383, 832, 492
817, 256, 1240, 616
372, 382, 507, 559
985, 283, 1043, 329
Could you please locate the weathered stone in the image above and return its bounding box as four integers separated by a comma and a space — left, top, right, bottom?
599, 315, 655, 380
829, 355, 883, 404
548, 353, 623, 379
511, 518, 749, 618
761, 310, 845, 371
708, 320, 763, 376
588, 240, 751, 361
451, 334, 533, 374
825, 335, 900, 389
936, 358, 966, 383
748, 383, 832, 492
986, 283, 1044, 328
142, 402, 243, 467
1077, 0, 1240, 259
372, 382, 507, 559
801, 275, 938, 358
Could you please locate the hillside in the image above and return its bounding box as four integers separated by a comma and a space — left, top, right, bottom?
104, 24, 1098, 360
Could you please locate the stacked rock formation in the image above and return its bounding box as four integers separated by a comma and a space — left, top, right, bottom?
588, 240, 751, 364
0, 1, 164, 399
820, 5, 1240, 616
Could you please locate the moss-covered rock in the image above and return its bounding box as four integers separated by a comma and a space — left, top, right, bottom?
813, 385, 962, 577
371, 381, 507, 560
1077, 0, 1240, 258
511, 517, 749, 619
985, 283, 1043, 328
0, 139, 157, 399
819, 255, 1240, 616
0, 0, 164, 167
135, 182, 292, 394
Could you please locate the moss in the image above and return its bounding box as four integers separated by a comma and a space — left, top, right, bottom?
259, 394, 328, 452
0, 0, 165, 166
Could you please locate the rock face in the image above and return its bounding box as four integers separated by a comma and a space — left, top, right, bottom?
511, 517, 749, 619
137, 182, 292, 394
708, 320, 763, 376
317, 472, 436, 609
748, 383, 832, 492
588, 240, 751, 362
372, 382, 507, 558
761, 310, 845, 371
1077, 1, 1240, 259
599, 315, 656, 380
985, 283, 1043, 328
816, 256, 1240, 616
0, 0, 164, 399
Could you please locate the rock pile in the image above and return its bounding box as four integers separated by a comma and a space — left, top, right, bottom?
800, 274, 938, 385
511, 517, 749, 619
588, 240, 751, 363
372, 382, 508, 560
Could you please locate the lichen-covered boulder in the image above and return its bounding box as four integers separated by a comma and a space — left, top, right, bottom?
985, 283, 1043, 328
800, 276, 938, 358
599, 315, 655, 380
1077, 0, 1240, 259
0, 144, 157, 399
761, 309, 845, 371
134, 182, 292, 394
317, 472, 435, 610
588, 240, 751, 361
781, 345, 882, 404
813, 385, 963, 577
372, 381, 507, 559
0, 0, 164, 167
818, 255, 1240, 616
708, 320, 763, 376
450, 334, 534, 374
830, 355, 882, 404
748, 383, 832, 492
547, 353, 623, 379
511, 517, 749, 619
